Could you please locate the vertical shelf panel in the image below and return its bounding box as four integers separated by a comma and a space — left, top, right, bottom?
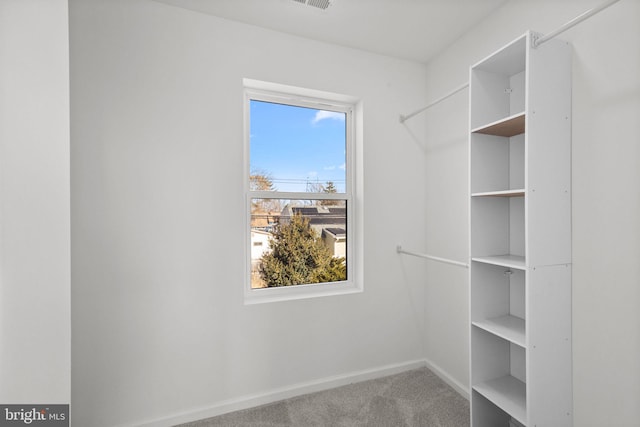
527, 264, 573, 426
526, 33, 572, 268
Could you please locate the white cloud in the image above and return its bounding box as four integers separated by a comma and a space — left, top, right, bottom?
312, 110, 345, 124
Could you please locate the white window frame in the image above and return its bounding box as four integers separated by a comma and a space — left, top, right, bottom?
243, 79, 363, 304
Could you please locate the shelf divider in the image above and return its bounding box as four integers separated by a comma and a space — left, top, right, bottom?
472, 255, 526, 270
472, 315, 526, 348
472, 189, 525, 198
472, 112, 525, 137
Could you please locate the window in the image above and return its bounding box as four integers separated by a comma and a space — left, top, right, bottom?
244, 79, 361, 303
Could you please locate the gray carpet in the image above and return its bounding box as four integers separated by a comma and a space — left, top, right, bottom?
178, 367, 470, 427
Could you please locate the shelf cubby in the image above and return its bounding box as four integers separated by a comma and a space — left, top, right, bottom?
471, 327, 527, 426
471, 391, 513, 427
470, 196, 525, 263
474, 376, 527, 426
469, 35, 526, 131
470, 133, 524, 195
471, 262, 525, 347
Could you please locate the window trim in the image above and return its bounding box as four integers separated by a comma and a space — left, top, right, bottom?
243, 79, 362, 304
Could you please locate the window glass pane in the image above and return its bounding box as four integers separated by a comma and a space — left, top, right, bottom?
250, 199, 347, 289
250, 100, 347, 193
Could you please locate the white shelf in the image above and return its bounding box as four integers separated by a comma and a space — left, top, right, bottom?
473, 315, 526, 348
472, 189, 525, 198
472, 255, 526, 270
474, 375, 527, 426
471, 112, 525, 137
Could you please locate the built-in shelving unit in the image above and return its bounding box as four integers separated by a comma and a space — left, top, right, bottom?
469, 31, 573, 427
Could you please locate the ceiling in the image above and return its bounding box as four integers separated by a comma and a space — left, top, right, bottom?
153, 0, 509, 63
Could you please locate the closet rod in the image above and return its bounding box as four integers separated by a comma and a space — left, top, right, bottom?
533, 0, 621, 48
397, 245, 469, 269
399, 82, 468, 123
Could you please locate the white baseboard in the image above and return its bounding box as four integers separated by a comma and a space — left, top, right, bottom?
423, 357, 470, 400
137, 359, 428, 427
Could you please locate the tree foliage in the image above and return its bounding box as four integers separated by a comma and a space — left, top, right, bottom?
323, 181, 337, 193
250, 170, 281, 214
249, 171, 275, 192
259, 214, 346, 287
320, 181, 339, 206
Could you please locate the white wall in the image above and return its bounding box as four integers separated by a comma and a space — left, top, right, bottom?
69, 0, 429, 425
0, 0, 71, 404
422, 0, 640, 426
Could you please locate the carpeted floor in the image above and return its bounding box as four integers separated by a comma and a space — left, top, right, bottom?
178, 367, 470, 427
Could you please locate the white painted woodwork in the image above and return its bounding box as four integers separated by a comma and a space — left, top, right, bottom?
0, 0, 71, 404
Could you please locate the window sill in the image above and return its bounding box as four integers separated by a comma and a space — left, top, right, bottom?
244, 280, 362, 305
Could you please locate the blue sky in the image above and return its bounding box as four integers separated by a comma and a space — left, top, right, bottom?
250, 100, 346, 193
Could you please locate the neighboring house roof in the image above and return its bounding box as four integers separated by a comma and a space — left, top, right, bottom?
282, 205, 346, 227
250, 209, 280, 229
322, 228, 347, 239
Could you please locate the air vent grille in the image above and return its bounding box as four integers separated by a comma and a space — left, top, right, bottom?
292, 0, 332, 10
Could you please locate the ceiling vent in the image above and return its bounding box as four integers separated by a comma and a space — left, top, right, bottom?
292, 0, 332, 10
